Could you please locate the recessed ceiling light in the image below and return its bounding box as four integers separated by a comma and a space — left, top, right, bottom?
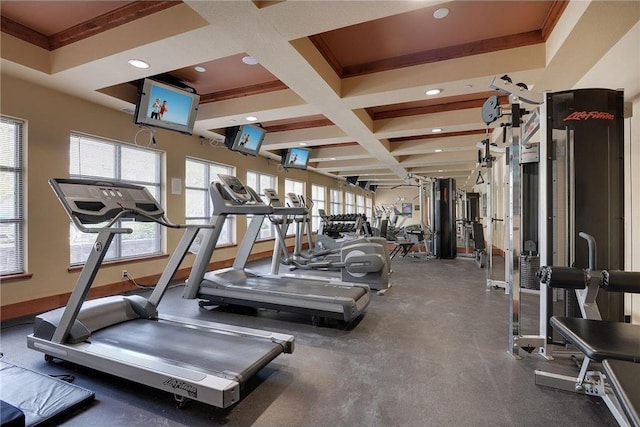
229, 119, 236, 123
438, 169, 444, 172
194, 66, 206, 73
330, 157, 337, 160
426, 89, 441, 96
242, 56, 259, 65
433, 7, 449, 19
299, 142, 308, 146
435, 149, 443, 152
432, 128, 443, 133
246, 116, 258, 122
463, 84, 473, 89
127, 59, 150, 69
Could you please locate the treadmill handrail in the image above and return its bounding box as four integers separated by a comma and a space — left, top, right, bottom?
70, 207, 215, 234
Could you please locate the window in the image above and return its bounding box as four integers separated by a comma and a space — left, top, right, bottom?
185, 158, 234, 246
247, 170, 277, 240
356, 194, 365, 214
284, 178, 305, 235
0, 117, 25, 276
365, 196, 373, 223
345, 192, 355, 214
70, 133, 162, 265
330, 189, 342, 215
311, 184, 326, 232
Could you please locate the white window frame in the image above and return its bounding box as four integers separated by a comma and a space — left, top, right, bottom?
284, 178, 305, 236
330, 188, 342, 215
185, 157, 235, 246
0, 116, 25, 276
356, 194, 365, 214
345, 192, 356, 214
311, 184, 326, 233
69, 133, 163, 265
365, 196, 373, 223
247, 170, 277, 240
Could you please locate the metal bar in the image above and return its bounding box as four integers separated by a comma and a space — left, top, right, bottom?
233, 214, 266, 270
148, 227, 200, 307
52, 230, 115, 343
183, 215, 226, 299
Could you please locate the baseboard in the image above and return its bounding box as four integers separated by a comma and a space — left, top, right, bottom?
1, 248, 278, 321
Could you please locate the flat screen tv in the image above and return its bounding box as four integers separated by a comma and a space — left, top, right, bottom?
282, 147, 311, 169
224, 124, 266, 156
346, 176, 359, 186
134, 78, 200, 135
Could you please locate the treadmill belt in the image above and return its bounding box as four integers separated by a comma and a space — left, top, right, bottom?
92, 319, 284, 382
204, 273, 367, 300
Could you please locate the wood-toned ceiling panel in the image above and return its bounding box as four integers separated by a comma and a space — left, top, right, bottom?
0, 1, 132, 36
310, 1, 558, 76
172, 53, 282, 95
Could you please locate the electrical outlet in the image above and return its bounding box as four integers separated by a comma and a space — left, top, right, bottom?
122, 270, 128, 279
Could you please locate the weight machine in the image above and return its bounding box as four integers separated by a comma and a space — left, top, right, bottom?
481, 75, 626, 359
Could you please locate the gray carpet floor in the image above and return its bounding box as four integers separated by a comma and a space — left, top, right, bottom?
0, 255, 617, 426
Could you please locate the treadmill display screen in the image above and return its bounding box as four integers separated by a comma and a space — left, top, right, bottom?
217, 174, 252, 202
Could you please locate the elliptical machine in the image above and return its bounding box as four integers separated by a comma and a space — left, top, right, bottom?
265, 189, 391, 293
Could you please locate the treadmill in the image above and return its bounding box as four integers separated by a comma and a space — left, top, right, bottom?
183, 175, 370, 324
28, 178, 294, 409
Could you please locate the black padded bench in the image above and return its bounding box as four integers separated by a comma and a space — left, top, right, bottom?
602, 360, 640, 427
536, 266, 640, 427
550, 316, 640, 362
543, 316, 640, 427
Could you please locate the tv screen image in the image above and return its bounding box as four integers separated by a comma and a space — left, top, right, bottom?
229, 124, 266, 156
231, 125, 265, 156
284, 147, 310, 169
134, 79, 199, 135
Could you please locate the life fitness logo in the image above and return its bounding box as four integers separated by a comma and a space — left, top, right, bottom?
563, 111, 615, 122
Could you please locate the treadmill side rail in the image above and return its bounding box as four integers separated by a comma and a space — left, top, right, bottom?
27, 334, 241, 408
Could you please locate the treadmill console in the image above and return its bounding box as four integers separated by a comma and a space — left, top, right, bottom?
263, 188, 283, 207
217, 174, 254, 203
50, 178, 164, 224
287, 193, 303, 208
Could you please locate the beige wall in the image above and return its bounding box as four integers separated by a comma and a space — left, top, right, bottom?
374, 186, 426, 229
0, 74, 343, 308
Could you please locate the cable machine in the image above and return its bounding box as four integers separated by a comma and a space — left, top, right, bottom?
482, 75, 546, 358
482, 75, 626, 359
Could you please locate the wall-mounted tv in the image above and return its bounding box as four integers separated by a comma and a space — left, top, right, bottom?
282, 147, 311, 170
134, 78, 200, 135
224, 124, 266, 157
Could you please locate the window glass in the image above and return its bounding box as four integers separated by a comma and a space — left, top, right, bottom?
185, 158, 234, 246
311, 184, 326, 232
69, 133, 162, 265
284, 179, 305, 235
0, 117, 24, 275
247, 171, 277, 239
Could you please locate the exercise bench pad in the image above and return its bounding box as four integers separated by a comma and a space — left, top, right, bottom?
602, 359, 640, 427
0, 361, 94, 427
550, 317, 640, 362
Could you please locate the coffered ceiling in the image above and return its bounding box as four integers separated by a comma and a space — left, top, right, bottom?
2, 1, 639, 189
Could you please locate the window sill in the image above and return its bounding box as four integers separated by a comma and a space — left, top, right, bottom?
67, 253, 169, 272
1, 272, 34, 283
256, 237, 276, 243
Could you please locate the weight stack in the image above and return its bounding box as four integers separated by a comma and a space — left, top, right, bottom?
520, 255, 540, 290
